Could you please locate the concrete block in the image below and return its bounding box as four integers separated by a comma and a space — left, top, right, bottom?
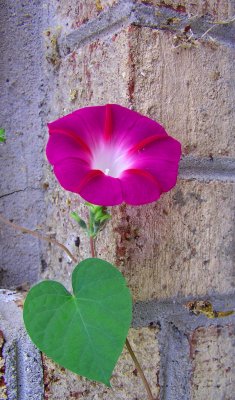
0, 191, 45, 288
0, 0, 46, 288
43, 326, 160, 400
136, 0, 235, 19
190, 324, 235, 400
0, 290, 44, 400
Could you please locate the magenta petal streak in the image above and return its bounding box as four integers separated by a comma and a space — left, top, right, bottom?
46, 104, 181, 206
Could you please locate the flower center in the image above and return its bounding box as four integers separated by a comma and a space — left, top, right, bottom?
92, 144, 131, 178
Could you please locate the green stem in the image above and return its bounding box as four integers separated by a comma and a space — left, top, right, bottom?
89, 236, 155, 400
90, 236, 96, 258
125, 338, 155, 400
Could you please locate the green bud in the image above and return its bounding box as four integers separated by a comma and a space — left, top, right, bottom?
70, 212, 87, 230
99, 214, 111, 223
93, 208, 103, 221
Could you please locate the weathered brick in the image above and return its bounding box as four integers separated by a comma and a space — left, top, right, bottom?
131, 27, 235, 158
42, 327, 160, 400
54, 26, 235, 157
99, 180, 235, 301
137, 0, 235, 19
53, 0, 117, 30
50, 29, 132, 119
190, 325, 235, 400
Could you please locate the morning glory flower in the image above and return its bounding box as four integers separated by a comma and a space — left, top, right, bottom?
46, 104, 181, 206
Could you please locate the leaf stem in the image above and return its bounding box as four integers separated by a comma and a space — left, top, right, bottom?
89, 236, 96, 258
125, 338, 155, 400
89, 236, 155, 400
0, 214, 77, 263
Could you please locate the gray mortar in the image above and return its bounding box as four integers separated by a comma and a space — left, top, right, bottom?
179, 156, 235, 182
132, 293, 235, 399
133, 292, 235, 330
61, 0, 136, 55
0, 0, 47, 288
61, 0, 235, 55
134, 2, 235, 46
160, 322, 192, 400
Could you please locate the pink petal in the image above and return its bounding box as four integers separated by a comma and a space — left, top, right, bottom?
46, 104, 181, 206
53, 158, 90, 193
48, 106, 107, 150
131, 137, 181, 191
46, 133, 92, 165
79, 173, 123, 206
106, 104, 167, 150
103, 104, 113, 141
120, 169, 162, 205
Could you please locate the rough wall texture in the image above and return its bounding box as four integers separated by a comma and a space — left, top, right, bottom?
190, 325, 235, 399
0, 0, 235, 399
0, 0, 47, 287
137, 0, 235, 19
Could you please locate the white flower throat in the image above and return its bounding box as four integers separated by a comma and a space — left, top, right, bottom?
92, 144, 132, 178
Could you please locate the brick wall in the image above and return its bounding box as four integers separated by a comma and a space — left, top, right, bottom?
1, 0, 235, 399
38, 1, 235, 399
41, 0, 235, 399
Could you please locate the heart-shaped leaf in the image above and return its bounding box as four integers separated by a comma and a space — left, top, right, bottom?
23, 258, 132, 385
